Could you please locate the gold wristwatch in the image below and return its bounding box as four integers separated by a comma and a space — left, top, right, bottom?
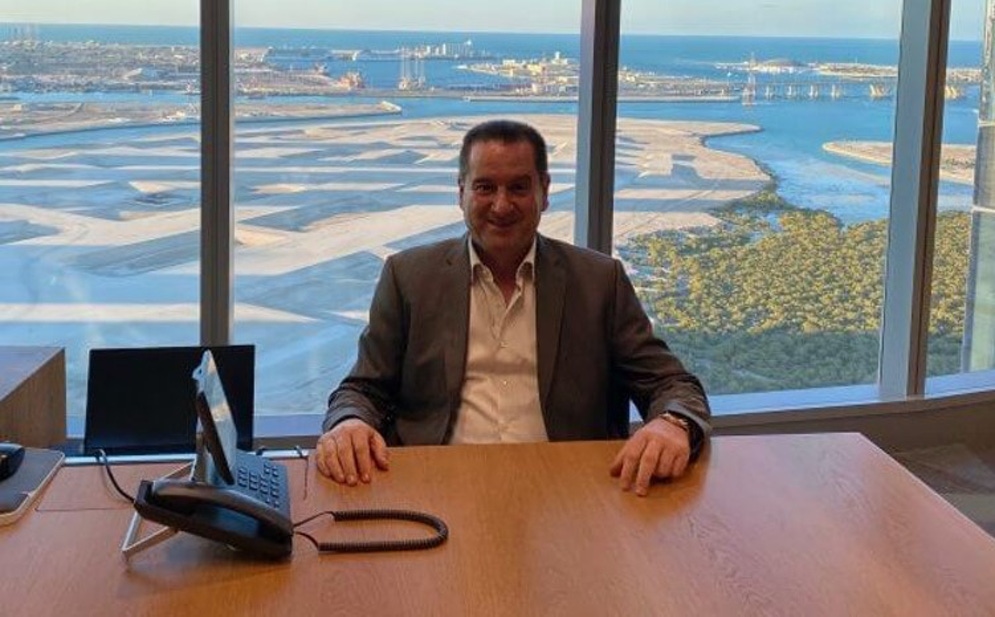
657, 412, 690, 433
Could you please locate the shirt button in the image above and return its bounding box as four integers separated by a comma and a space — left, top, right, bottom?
501, 380, 508, 386
499, 340, 508, 348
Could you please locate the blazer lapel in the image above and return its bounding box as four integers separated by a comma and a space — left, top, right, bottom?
443, 238, 470, 412
535, 235, 565, 412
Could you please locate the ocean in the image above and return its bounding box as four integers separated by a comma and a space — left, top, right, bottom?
5, 23, 984, 223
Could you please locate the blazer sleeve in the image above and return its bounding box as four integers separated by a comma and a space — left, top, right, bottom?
323, 257, 406, 434
609, 260, 712, 457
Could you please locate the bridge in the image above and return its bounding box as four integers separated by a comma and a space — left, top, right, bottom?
736, 75, 966, 105
739, 79, 894, 104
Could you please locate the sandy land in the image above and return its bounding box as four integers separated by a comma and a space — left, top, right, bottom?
0, 101, 400, 140
0, 113, 766, 421
824, 140, 977, 185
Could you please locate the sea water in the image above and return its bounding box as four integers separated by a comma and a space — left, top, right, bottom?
5, 24, 984, 224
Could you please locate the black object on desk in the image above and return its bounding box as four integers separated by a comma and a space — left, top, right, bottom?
0, 442, 25, 480
84, 345, 255, 455
128, 350, 292, 559
0, 447, 64, 525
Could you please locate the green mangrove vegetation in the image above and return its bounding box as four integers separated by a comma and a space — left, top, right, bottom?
622, 184, 971, 395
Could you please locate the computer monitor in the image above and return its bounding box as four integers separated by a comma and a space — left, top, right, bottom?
84, 345, 254, 455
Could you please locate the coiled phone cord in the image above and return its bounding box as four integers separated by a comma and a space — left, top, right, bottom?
293, 509, 449, 553
98, 449, 448, 554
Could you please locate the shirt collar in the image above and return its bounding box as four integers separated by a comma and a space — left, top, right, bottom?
468, 237, 537, 283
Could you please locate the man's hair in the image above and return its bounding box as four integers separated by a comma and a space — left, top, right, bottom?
458, 119, 549, 182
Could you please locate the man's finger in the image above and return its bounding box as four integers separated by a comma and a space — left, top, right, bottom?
618, 449, 639, 491
325, 448, 347, 484
333, 432, 359, 486
371, 431, 391, 470
314, 434, 345, 483
634, 443, 662, 496
671, 449, 690, 478
609, 449, 626, 477
655, 448, 678, 479
314, 439, 329, 477
318, 437, 347, 483
351, 429, 373, 483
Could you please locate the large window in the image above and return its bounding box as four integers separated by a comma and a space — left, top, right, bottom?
3, 0, 993, 437
0, 7, 200, 429
230, 4, 580, 418
929, 0, 993, 380
613, 2, 901, 396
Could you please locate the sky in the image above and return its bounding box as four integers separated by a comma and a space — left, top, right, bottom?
0, 0, 986, 40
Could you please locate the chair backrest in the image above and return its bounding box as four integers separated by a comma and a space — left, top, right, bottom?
83, 345, 254, 455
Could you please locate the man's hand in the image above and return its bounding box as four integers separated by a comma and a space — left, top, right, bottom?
610, 416, 691, 497
315, 418, 390, 485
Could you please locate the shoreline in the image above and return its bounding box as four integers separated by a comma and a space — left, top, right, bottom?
823, 140, 976, 185
0, 113, 770, 416
460, 94, 739, 104
0, 101, 401, 142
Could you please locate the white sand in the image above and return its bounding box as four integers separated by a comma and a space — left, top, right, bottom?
0, 113, 767, 421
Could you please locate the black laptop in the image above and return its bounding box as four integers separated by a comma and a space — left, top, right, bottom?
83, 345, 254, 455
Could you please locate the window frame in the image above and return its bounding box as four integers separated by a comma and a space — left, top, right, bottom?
196, 0, 991, 437
201, 0, 235, 345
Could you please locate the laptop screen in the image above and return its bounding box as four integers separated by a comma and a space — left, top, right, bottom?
84, 345, 254, 455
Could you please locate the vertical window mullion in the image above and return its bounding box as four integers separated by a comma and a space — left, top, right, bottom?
200, 0, 235, 345
880, 0, 951, 398
575, 0, 622, 253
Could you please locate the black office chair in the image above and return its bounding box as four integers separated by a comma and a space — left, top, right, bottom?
83, 345, 255, 455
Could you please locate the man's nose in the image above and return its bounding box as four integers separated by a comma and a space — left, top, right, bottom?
492, 187, 514, 213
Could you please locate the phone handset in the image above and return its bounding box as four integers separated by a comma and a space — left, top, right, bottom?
147, 479, 293, 539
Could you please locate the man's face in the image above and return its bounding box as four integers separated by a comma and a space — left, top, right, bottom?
458, 139, 550, 270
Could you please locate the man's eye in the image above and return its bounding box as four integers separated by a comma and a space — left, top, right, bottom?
509, 183, 531, 196
473, 184, 495, 195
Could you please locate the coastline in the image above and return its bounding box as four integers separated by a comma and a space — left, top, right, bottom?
0, 25, 984, 417
460, 94, 740, 104
823, 140, 976, 185
0, 113, 768, 417
0, 101, 401, 142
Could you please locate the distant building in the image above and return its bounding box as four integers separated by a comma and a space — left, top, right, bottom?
1, 23, 39, 44
122, 67, 163, 81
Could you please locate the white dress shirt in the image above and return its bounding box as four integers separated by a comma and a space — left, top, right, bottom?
450, 239, 548, 444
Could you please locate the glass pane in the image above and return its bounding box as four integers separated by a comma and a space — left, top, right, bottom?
614, 2, 902, 396
929, 0, 992, 378
231, 3, 581, 420
0, 8, 200, 431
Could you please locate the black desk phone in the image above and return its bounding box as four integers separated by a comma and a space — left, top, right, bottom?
132, 351, 293, 558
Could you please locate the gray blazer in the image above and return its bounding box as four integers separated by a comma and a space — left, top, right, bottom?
324, 234, 711, 451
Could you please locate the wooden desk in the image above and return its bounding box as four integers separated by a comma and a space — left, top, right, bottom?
0, 346, 65, 447
2, 433, 995, 616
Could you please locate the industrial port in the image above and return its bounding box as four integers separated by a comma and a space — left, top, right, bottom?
3, 36, 977, 104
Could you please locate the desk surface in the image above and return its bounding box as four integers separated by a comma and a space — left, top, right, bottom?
2, 433, 995, 616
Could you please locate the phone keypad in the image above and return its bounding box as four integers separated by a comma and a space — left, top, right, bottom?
231, 453, 289, 516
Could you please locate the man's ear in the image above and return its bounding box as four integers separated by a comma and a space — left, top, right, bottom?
540, 173, 551, 211
457, 180, 466, 210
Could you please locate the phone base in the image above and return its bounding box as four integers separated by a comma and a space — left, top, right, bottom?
121, 462, 191, 560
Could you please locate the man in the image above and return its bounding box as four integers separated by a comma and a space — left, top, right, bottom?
317, 119, 710, 496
